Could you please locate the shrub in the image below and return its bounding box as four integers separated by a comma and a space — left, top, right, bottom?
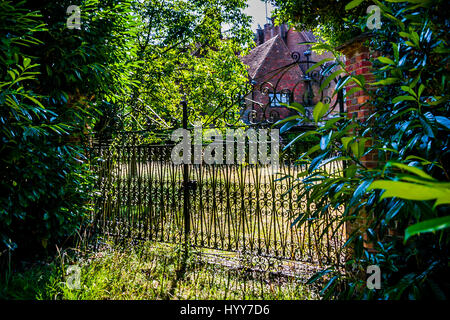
0, 0, 137, 264
279, 0, 450, 299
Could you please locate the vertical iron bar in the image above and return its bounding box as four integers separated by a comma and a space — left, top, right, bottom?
182, 100, 190, 244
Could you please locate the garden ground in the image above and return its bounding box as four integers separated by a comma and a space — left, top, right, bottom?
0, 240, 320, 300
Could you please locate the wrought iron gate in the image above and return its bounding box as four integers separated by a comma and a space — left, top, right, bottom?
90, 50, 346, 265
91, 134, 345, 264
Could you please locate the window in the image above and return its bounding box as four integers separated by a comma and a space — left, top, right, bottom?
269, 92, 290, 107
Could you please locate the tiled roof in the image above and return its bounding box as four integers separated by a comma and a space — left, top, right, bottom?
241, 31, 318, 80
294, 30, 316, 43
241, 35, 280, 79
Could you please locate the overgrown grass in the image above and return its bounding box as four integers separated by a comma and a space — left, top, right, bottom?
0, 241, 316, 300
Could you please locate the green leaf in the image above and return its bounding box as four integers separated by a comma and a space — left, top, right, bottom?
350, 180, 373, 206
428, 96, 448, 106
23, 57, 31, 68
386, 162, 436, 181
370, 78, 399, 85
435, 116, 450, 130
308, 151, 330, 173
275, 115, 301, 126
392, 42, 399, 62
419, 116, 434, 138
349, 138, 367, 158
323, 117, 344, 129
345, 0, 365, 11
345, 164, 358, 178
8, 70, 16, 80
25, 95, 45, 109
287, 102, 306, 116
280, 120, 298, 134
404, 155, 435, 165
283, 131, 318, 150
320, 69, 343, 94
321, 275, 338, 297
344, 86, 363, 98
418, 84, 425, 98
352, 75, 366, 87
368, 181, 450, 206
320, 131, 333, 150
334, 75, 351, 94
306, 58, 335, 75
313, 101, 329, 123
378, 56, 396, 65
46, 65, 52, 76
383, 12, 405, 30
301, 144, 321, 159
309, 42, 334, 52
410, 31, 420, 47
392, 95, 416, 103
401, 85, 417, 97
405, 216, 450, 242
385, 200, 404, 222
341, 137, 353, 151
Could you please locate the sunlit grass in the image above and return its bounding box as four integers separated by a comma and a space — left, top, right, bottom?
0, 241, 317, 300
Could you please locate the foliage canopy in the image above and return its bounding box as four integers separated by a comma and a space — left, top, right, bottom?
0, 0, 253, 263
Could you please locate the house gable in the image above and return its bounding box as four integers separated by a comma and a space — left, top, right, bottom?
240, 24, 339, 125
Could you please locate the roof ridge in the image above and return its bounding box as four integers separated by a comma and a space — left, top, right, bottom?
251, 35, 280, 79
241, 35, 281, 79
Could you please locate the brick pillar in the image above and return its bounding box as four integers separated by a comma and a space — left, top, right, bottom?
338, 35, 379, 169
337, 36, 380, 260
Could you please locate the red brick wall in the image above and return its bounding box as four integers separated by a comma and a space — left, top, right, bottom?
286, 28, 304, 53
339, 38, 385, 255
341, 40, 379, 169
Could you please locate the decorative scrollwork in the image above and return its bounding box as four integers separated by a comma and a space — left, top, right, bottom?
268, 110, 280, 123
241, 50, 343, 127
291, 51, 301, 63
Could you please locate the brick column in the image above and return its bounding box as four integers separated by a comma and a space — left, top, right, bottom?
338, 35, 379, 169
337, 36, 380, 259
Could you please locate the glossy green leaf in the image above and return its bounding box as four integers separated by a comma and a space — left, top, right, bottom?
344, 86, 363, 98
405, 216, 450, 242
320, 130, 333, 150
319, 69, 343, 94
313, 101, 329, 123
386, 162, 436, 181
378, 56, 396, 65
287, 102, 306, 116
368, 180, 450, 206
341, 137, 353, 151
435, 116, 450, 129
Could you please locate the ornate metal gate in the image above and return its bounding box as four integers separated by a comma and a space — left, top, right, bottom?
90, 51, 346, 265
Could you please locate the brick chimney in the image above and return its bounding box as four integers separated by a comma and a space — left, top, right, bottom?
256, 25, 264, 45
261, 19, 287, 45
263, 23, 272, 43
